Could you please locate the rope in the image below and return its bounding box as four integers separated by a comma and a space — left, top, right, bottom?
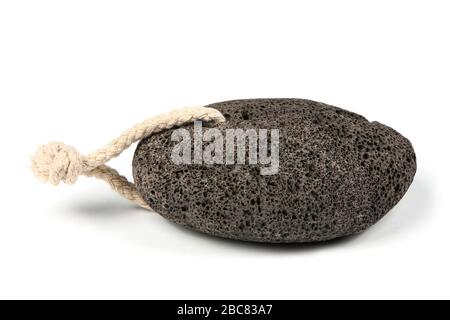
31, 106, 226, 210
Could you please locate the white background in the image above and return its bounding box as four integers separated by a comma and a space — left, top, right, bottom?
0, 1, 448, 300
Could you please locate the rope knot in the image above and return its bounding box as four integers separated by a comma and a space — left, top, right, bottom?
31, 141, 84, 185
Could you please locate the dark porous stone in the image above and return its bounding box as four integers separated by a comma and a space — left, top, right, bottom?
133, 99, 416, 243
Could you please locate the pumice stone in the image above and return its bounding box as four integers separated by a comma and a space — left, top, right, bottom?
31, 99, 416, 243
133, 99, 417, 243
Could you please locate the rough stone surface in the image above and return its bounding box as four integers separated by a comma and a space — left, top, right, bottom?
133, 99, 416, 243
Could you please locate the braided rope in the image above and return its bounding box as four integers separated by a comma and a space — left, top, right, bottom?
31, 107, 226, 210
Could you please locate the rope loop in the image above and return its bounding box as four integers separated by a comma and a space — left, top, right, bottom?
31, 106, 225, 209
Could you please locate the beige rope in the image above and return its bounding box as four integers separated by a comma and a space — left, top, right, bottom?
31, 106, 226, 210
